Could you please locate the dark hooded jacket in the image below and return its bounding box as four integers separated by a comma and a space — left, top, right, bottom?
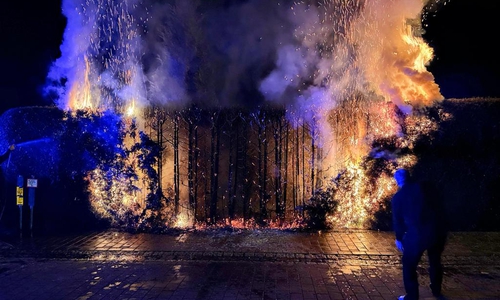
392, 179, 447, 246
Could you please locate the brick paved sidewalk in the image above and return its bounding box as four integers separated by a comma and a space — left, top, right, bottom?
0, 230, 499, 299
1, 230, 499, 264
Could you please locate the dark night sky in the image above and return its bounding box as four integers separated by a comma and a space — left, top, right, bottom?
0, 0, 65, 113
0, 0, 499, 115
423, 1, 500, 101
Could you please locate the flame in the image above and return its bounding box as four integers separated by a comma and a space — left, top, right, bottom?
401, 25, 433, 74
174, 212, 194, 229
126, 99, 136, 117
190, 218, 303, 231
392, 24, 444, 108
354, 1, 444, 111
68, 56, 94, 110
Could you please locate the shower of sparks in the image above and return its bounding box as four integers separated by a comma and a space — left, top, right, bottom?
50, 0, 147, 115
46, 0, 446, 229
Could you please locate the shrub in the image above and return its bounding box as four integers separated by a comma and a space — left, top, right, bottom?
303, 188, 338, 230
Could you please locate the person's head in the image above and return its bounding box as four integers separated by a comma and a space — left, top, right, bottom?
394, 168, 408, 188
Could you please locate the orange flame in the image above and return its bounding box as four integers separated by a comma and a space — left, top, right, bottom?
355, 1, 444, 111
68, 56, 95, 111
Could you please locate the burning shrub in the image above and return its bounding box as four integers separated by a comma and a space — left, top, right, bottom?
87, 118, 167, 231
133, 131, 171, 231
303, 188, 338, 230
368, 195, 394, 231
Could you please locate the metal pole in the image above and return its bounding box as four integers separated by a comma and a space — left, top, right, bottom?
30, 208, 34, 237
19, 205, 22, 238
17, 175, 24, 238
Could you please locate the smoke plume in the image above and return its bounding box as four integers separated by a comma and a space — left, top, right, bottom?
45, 0, 443, 114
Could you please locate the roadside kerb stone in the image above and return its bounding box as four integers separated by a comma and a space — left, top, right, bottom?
1, 247, 498, 268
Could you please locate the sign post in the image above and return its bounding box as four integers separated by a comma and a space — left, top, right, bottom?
27, 178, 38, 237
16, 175, 24, 238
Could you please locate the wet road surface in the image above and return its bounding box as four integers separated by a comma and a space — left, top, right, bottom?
1, 230, 499, 299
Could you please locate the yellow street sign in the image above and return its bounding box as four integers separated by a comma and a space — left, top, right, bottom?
16, 187, 23, 205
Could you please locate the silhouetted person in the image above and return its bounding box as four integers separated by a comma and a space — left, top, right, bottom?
0, 145, 15, 226
0, 144, 15, 164
392, 169, 448, 300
